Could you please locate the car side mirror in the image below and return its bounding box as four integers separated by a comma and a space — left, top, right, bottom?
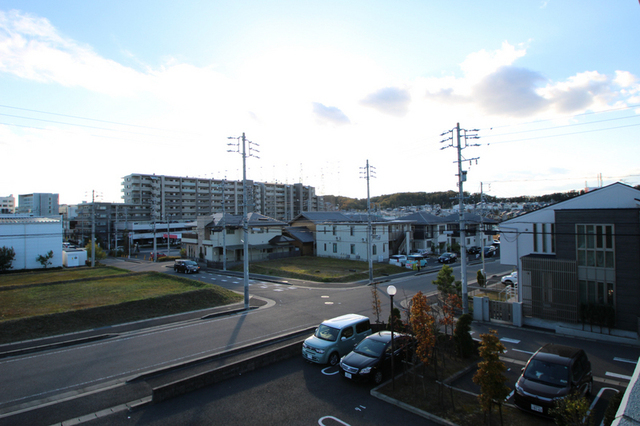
341, 336, 347, 341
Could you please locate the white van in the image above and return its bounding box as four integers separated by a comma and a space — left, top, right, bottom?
302, 314, 372, 366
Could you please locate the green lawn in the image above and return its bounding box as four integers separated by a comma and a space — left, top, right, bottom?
0, 266, 128, 287
0, 267, 242, 343
236, 256, 410, 282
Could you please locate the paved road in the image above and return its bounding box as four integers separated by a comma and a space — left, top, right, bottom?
1, 257, 637, 425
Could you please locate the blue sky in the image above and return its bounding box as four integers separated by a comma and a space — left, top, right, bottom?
1, 1, 639, 205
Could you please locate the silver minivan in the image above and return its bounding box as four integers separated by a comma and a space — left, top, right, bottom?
302, 314, 372, 366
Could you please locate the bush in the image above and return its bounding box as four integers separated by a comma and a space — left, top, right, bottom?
454, 313, 475, 358
603, 390, 624, 426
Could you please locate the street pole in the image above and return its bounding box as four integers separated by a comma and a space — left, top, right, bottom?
222, 179, 227, 271
456, 123, 468, 314
365, 160, 374, 284
91, 190, 95, 267
241, 133, 250, 310
387, 285, 397, 390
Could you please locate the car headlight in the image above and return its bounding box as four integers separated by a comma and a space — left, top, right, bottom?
515, 382, 524, 395
360, 367, 372, 374
316, 348, 324, 354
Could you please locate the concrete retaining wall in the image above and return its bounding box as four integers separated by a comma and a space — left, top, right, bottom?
152, 340, 304, 403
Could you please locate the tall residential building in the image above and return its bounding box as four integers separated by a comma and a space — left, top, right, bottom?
121, 173, 322, 222
0, 195, 15, 214
16, 193, 59, 216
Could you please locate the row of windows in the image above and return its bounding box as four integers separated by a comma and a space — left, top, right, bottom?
579, 280, 614, 306
576, 224, 614, 268
322, 243, 386, 255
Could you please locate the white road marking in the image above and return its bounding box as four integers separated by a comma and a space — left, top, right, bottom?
325, 302, 334, 305
500, 338, 520, 344
319, 416, 350, 426
606, 372, 632, 381
321, 367, 340, 376
614, 357, 638, 365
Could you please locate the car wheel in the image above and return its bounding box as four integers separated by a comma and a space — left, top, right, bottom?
504, 280, 512, 286
373, 369, 384, 385
328, 352, 339, 366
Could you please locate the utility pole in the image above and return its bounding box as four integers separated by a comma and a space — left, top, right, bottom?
228, 133, 260, 310
221, 179, 227, 271
91, 190, 95, 267
440, 123, 480, 314
360, 160, 376, 284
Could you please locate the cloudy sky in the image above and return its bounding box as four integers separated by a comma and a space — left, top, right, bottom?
1, 1, 639, 205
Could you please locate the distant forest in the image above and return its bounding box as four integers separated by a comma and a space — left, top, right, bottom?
322, 185, 640, 211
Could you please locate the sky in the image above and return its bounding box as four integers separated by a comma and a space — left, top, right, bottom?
0, 1, 639, 206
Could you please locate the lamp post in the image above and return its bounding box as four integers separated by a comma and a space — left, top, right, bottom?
387, 285, 397, 390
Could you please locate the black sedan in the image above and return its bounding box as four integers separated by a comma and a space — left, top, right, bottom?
438, 252, 457, 264
339, 331, 415, 384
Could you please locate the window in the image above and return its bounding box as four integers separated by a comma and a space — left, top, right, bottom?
333, 243, 337, 253
350, 244, 356, 254
542, 223, 548, 253
372, 245, 377, 255
350, 226, 355, 236
533, 223, 538, 252
341, 327, 354, 339
372, 226, 376, 235
324, 243, 327, 251
332, 226, 337, 236
576, 224, 614, 269
226, 228, 235, 235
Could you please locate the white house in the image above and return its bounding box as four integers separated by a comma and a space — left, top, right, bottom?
181, 212, 294, 265
315, 221, 390, 262
0, 216, 63, 270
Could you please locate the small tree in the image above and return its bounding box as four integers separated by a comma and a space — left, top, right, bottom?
454, 313, 475, 358
410, 291, 436, 368
433, 264, 462, 298
36, 250, 54, 268
0, 246, 16, 272
85, 242, 107, 260
473, 330, 510, 425
550, 392, 593, 426
477, 269, 486, 288
371, 284, 382, 324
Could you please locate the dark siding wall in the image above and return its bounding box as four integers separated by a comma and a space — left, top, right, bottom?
555, 209, 640, 332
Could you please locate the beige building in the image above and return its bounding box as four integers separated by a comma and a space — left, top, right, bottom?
121, 173, 322, 222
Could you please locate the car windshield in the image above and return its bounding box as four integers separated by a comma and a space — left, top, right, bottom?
315, 324, 339, 342
523, 359, 570, 387
184, 261, 197, 266
354, 339, 387, 358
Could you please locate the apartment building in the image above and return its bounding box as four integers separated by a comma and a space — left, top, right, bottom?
121, 173, 322, 222
0, 195, 15, 214
16, 193, 59, 216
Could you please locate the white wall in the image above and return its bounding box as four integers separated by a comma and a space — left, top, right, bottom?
0, 219, 63, 270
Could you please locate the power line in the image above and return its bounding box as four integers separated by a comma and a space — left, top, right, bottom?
481, 123, 640, 146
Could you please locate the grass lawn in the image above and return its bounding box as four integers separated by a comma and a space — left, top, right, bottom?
0, 267, 242, 344
0, 266, 128, 287
236, 256, 412, 282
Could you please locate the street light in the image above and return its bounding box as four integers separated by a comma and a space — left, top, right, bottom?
387, 285, 397, 390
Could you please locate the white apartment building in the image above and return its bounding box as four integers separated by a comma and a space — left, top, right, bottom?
0, 195, 15, 214
121, 173, 322, 223
16, 193, 59, 216
0, 216, 63, 270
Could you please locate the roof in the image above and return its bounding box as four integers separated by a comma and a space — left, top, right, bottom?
397, 211, 447, 224
284, 226, 315, 243
532, 343, 584, 366
502, 182, 640, 225
441, 212, 499, 224
321, 314, 369, 328
0, 216, 61, 224
291, 211, 353, 223
205, 212, 288, 229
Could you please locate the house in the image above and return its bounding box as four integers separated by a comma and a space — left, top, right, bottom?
0, 216, 63, 270
289, 212, 391, 262
397, 211, 447, 254
499, 183, 640, 336
439, 212, 499, 253
181, 212, 294, 266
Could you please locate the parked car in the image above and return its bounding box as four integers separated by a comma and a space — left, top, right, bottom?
514, 344, 592, 417
501, 271, 517, 286
302, 314, 372, 366
405, 255, 427, 269
410, 249, 430, 257
388, 255, 408, 267
483, 246, 495, 257
467, 246, 481, 255
438, 252, 457, 264
339, 331, 416, 384
174, 259, 200, 274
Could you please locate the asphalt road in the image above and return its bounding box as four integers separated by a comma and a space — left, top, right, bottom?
0, 257, 638, 425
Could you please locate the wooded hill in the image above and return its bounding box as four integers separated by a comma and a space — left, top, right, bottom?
321, 187, 638, 211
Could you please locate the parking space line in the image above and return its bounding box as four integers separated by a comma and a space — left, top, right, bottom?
614, 357, 638, 365
606, 372, 632, 381
500, 338, 520, 344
